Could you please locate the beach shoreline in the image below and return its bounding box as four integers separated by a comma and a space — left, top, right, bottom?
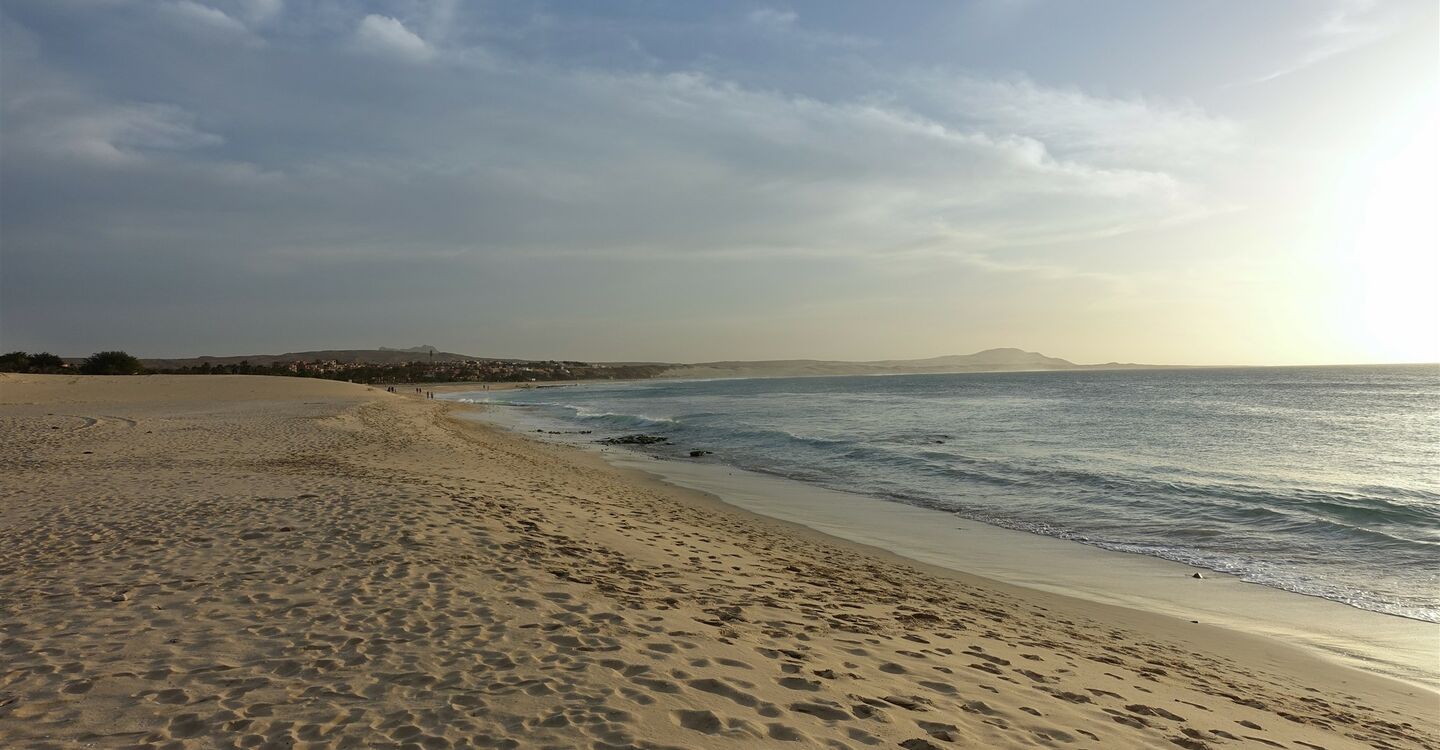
2, 374, 1435, 749
454, 398, 1440, 693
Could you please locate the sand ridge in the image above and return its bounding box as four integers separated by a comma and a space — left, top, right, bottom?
0, 374, 1435, 749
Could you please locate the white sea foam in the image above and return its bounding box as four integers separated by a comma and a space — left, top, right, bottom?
463, 366, 1440, 623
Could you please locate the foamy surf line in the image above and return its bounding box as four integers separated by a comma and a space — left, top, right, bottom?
450, 397, 1440, 691
455, 395, 1440, 623
450, 366, 1440, 628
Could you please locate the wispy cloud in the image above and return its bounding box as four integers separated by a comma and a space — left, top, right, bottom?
901, 72, 1239, 170
353, 14, 434, 62
10, 0, 1387, 360
1, 1, 1229, 268
1, 41, 222, 165
239, 0, 282, 25
158, 0, 267, 46
1244, 0, 1398, 84
60, 103, 223, 163
741, 5, 872, 49
746, 8, 797, 30
3, 54, 1214, 270
164, 1, 246, 32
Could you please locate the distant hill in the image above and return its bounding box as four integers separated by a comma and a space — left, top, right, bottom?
135, 349, 674, 369
137, 349, 520, 369
659, 348, 1161, 379
129, 346, 1161, 378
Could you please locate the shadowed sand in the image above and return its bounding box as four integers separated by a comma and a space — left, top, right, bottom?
1, 374, 1435, 749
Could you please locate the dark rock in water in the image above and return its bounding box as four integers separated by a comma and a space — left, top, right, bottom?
689, 450, 713, 457
1191, 572, 1205, 579
598, 434, 669, 445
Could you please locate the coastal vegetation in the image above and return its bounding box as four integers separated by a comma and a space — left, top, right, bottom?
147, 358, 666, 384
0, 349, 664, 384
1, 345, 1167, 383
79, 350, 145, 375
0, 351, 65, 373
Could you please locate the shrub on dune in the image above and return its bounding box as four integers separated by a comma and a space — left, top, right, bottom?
80, 351, 145, 375
0, 351, 66, 373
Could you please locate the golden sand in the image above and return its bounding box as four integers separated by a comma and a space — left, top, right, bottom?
1, 374, 1434, 749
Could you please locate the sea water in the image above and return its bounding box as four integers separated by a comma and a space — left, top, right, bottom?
452, 365, 1440, 623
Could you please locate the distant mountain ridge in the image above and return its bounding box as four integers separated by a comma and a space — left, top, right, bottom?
133, 347, 1161, 378
138, 349, 521, 369
658, 348, 1160, 379
136, 349, 673, 369
868, 348, 1076, 368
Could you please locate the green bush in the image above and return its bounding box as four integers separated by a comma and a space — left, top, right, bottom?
28, 352, 65, 372
0, 351, 67, 373
80, 351, 145, 375
0, 351, 29, 372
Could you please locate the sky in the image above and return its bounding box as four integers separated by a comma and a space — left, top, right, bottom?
1, 0, 1436, 365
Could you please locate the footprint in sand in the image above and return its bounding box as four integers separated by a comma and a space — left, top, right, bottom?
917, 680, 956, 695
790, 701, 851, 721
151, 688, 189, 705
673, 709, 723, 733
61, 679, 93, 695
166, 713, 207, 739
766, 722, 808, 742
686, 677, 761, 709
777, 676, 821, 691
1126, 703, 1185, 722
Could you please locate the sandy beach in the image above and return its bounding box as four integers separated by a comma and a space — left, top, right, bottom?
1, 374, 1435, 750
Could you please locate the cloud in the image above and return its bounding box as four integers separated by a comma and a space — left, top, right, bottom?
240, 0, 282, 25
742, 5, 871, 50
2, 0, 1219, 258
747, 8, 798, 30
5, 48, 1210, 268
1, 33, 222, 165
161, 1, 251, 36
0, 1, 1246, 357
1244, 0, 1400, 84
353, 14, 434, 62
900, 72, 1238, 171
52, 103, 223, 163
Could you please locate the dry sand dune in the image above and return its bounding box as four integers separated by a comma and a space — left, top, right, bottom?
1, 374, 1435, 749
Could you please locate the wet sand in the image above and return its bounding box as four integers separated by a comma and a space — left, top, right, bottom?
2, 373, 1435, 749
591, 443, 1440, 691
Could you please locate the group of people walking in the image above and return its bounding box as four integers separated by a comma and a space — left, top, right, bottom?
381, 385, 435, 399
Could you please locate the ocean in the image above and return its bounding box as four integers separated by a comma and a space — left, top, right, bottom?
451, 365, 1440, 623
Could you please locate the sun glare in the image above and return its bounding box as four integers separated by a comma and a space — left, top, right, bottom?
1331, 105, 1439, 363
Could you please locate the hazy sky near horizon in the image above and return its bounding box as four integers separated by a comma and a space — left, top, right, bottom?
2, 0, 1436, 364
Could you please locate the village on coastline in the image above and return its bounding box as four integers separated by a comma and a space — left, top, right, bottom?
0, 348, 667, 384
1, 345, 1166, 387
